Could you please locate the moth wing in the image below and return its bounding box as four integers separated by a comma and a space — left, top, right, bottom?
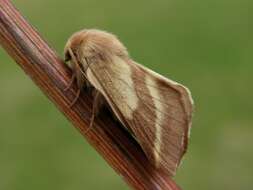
86, 56, 193, 176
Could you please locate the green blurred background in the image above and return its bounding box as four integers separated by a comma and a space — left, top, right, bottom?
0, 0, 252, 189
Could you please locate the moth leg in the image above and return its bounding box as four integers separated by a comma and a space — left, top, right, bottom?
64, 73, 81, 108
66, 74, 92, 107
64, 73, 76, 91
69, 88, 81, 108
85, 91, 104, 134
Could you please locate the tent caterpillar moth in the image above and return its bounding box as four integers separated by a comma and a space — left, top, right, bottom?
64, 29, 193, 176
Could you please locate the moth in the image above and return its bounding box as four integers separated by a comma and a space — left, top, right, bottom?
64, 29, 193, 176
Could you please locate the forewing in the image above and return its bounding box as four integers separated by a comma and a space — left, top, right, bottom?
86, 56, 193, 176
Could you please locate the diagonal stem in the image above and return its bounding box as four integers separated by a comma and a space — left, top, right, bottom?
0, 1, 182, 190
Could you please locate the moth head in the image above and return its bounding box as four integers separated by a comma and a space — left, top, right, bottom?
64, 29, 129, 66
64, 33, 85, 70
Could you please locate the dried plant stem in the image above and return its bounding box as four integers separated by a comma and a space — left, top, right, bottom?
0, 1, 181, 190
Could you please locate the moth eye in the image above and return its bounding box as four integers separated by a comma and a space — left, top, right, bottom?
64, 51, 71, 62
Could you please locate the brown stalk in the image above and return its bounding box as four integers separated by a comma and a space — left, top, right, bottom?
0, 1, 182, 190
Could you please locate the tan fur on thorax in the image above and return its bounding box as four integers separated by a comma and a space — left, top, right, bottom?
64, 29, 128, 62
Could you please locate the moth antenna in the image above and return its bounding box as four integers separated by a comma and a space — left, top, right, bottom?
84, 57, 92, 72
66, 48, 89, 107
79, 66, 88, 79
68, 48, 89, 80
